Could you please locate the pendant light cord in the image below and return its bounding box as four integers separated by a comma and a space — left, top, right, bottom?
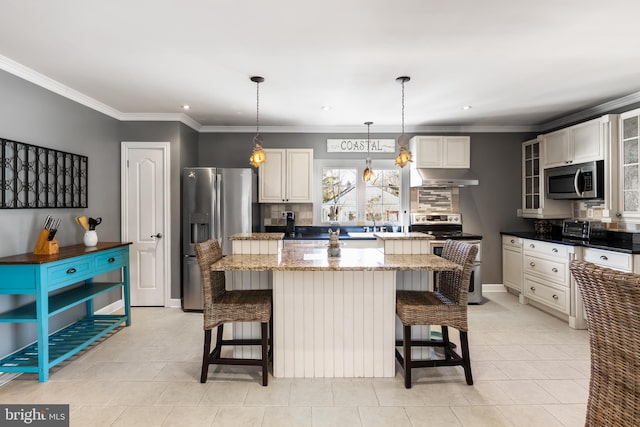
256, 80, 260, 136
401, 79, 405, 136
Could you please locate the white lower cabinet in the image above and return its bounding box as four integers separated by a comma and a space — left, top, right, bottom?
523, 275, 569, 314
502, 236, 523, 295
518, 238, 585, 329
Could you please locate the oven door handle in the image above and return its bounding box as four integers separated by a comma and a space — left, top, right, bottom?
574, 168, 584, 197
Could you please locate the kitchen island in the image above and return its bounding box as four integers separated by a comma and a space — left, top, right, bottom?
211, 245, 458, 378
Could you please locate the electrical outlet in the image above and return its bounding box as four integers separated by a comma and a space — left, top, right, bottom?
516, 208, 522, 217
587, 208, 594, 219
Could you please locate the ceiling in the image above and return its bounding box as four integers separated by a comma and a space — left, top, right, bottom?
2, 0, 640, 132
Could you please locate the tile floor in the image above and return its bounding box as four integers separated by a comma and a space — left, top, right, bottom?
0, 292, 590, 426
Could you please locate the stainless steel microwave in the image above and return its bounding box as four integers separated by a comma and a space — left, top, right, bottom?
546, 160, 604, 200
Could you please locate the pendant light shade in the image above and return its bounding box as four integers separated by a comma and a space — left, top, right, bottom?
249, 76, 267, 168
395, 76, 412, 168
362, 121, 375, 183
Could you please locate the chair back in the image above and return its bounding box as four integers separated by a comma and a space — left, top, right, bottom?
194, 239, 226, 304
436, 240, 478, 305
569, 260, 640, 426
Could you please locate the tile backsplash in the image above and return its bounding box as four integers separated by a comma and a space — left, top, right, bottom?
410, 188, 459, 213
263, 203, 313, 226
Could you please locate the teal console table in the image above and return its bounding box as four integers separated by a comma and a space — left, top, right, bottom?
0, 242, 131, 381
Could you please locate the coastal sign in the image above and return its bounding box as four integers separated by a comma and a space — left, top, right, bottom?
327, 139, 396, 153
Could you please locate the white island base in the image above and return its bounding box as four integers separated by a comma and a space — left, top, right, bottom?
273, 270, 396, 378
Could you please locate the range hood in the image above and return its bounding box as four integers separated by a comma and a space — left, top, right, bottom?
410, 168, 479, 187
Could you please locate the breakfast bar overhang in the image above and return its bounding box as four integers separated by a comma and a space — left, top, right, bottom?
210, 247, 459, 378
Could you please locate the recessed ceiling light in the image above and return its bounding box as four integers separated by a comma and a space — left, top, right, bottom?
462, 105, 472, 110
321, 106, 331, 111
182, 105, 190, 110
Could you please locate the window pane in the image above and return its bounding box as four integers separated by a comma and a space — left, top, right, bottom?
322, 168, 356, 222
365, 169, 400, 223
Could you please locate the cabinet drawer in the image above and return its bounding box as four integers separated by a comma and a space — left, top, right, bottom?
95, 248, 128, 274
583, 248, 632, 272
524, 240, 568, 258
502, 235, 522, 249
523, 254, 568, 286
524, 276, 570, 314
47, 258, 93, 287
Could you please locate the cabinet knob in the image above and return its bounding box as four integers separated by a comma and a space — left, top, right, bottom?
530, 286, 536, 292
66, 268, 77, 274
108, 257, 116, 263
552, 248, 558, 253
530, 244, 535, 248
529, 262, 536, 267
552, 294, 559, 300
552, 267, 558, 273
600, 255, 608, 261
510, 239, 515, 244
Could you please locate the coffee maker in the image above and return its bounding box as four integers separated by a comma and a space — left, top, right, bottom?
285, 211, 295, 236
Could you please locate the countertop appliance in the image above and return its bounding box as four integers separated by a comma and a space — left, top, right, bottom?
562, 219, 606, 240
285, 211, 295, 237
410, 213, 483, 303
546, 160, 604, 200
182, 167, 257, 311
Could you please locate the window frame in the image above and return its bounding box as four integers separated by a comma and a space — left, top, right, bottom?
314, 158, 401, 225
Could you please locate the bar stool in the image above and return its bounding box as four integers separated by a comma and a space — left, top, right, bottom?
570, 260, 640, 426
395, 240, 478, 388
194, 239, 272, 386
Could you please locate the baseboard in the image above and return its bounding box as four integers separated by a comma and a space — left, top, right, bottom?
483, 283, 507, 293
167, 298, 182, 308
95, 299, 124, 315
0, 372, 21, 387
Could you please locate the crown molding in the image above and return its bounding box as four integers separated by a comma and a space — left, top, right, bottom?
0, 54, 122, 120
540, 90, 640, 131
199, 124, 540, 133
119, 113, 202, 130
3, 53, 639, 135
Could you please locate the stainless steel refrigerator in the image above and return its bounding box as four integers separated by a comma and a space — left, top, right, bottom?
182, 167, 258, 311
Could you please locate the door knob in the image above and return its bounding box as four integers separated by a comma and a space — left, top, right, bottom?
151, 233, 162, 238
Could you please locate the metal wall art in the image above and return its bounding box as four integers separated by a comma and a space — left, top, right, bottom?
1, 138, 88, 209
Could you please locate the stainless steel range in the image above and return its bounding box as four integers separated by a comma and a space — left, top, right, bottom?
410, 213, 483, 304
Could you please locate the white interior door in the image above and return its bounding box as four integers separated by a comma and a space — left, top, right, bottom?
121, 142, 170, 306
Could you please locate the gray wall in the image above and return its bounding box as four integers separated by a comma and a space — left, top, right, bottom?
0, 70, 121, 357
198, 132, 535, 284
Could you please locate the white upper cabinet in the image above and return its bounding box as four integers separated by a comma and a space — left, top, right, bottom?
542, 117, 603, 168
258, 148, 313, 203
410, 136, 470, 168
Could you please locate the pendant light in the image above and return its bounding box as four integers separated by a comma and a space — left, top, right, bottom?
395, 76, 412, 168
362, 121, 375, 182
249, 76, 267, 168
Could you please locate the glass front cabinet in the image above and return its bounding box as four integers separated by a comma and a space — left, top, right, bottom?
620, 109, 640, 219
521, 138, 571, 219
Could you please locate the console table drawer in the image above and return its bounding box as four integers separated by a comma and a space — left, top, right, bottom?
95, 248, 127, 273
47, 259, 93, 287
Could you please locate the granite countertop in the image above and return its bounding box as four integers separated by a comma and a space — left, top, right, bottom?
501, 231, 640, 254
230, 233, 284, 240
209, 247, 460, 272
373, 232, 435, 240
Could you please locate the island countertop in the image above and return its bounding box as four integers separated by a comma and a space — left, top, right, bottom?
229, 232, 284, 240
210, 247, 459, 272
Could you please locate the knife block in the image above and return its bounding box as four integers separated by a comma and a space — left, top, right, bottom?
33, 229, 59, 255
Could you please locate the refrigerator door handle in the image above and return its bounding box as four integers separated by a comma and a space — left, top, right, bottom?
215, 173, 222, 244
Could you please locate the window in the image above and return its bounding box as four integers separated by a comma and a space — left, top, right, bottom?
319, 160, 401, 224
